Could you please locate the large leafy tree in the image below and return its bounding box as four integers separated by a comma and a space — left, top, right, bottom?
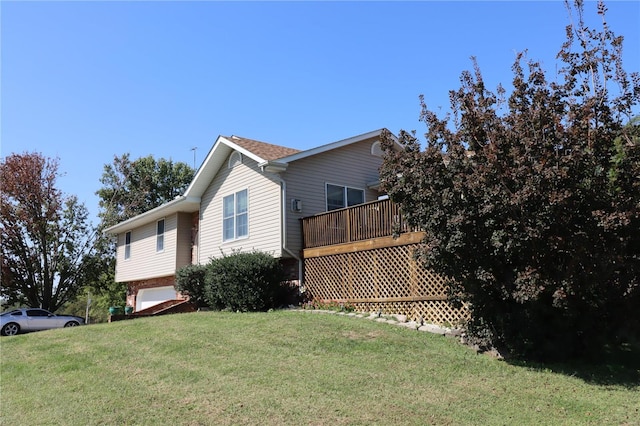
1, 153, 100, 312
97, 154, 194, 228
380, 0, 639, 360
84, 154, 194, 317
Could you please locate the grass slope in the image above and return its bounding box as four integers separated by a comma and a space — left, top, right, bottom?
1, 310, 638, 425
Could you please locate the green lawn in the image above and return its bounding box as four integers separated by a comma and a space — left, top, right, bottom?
1, 310, 638, 425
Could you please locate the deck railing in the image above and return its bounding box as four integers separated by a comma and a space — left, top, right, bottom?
301, 198, 412, 248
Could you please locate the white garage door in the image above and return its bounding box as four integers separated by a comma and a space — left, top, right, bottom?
137, 286, 177, 311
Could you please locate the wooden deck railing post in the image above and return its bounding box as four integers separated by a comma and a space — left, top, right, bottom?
345, 208, 351, 243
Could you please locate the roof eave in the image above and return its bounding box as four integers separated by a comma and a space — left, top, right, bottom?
258, 161, 288, 173
103, 196, 200, 234
277, 129, 387, 163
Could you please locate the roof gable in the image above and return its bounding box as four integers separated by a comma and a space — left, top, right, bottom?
183, 135, 299, 199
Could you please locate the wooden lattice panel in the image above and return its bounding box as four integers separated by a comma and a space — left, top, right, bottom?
304, 241, 469, 326
413, 300, 471, 327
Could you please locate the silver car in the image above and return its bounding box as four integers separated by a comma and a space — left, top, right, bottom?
1, 308, 84, 336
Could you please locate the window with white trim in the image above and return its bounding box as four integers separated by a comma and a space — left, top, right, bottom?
156, 219, 165, 252
228, 152, 243, 169
326, 184, 365, 211
124, 231, 131, 259
223, 189, 248, 241
371, 141, 384, 156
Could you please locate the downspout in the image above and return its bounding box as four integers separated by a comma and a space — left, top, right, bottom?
276, 177, 304, 286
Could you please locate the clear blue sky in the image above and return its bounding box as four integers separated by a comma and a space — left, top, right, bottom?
2, 1, 639, 224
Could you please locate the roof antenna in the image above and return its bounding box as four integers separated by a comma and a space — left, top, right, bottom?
190, 147, 197, 169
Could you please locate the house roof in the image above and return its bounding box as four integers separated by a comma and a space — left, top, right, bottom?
227, 136, 301, 160
104, 128, 391, 234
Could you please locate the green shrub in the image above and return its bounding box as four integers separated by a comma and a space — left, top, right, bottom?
175, 264, 208, 308
204, 251, 287, 312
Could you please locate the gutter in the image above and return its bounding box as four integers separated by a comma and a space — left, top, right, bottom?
276, 177, 304, 285
259, 160, 288, 173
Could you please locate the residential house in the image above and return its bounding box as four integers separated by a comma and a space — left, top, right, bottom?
105, 129, 390, 312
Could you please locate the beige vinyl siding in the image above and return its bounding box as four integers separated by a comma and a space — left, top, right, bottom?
281, 137, 383, 254
175, 212, 194, 270
198, 153, 282, 263
114, 213, 181, 282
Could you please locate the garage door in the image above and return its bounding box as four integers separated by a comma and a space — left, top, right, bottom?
137, 286, 177, 311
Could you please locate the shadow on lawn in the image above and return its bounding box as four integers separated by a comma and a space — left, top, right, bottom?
507, 342, 640, 388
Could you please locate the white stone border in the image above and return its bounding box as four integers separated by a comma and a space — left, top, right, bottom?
294, 309, 462, 337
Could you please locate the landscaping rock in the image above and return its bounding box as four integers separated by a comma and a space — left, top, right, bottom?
418, 324, 452, 334
393, 314, 408, 323
299, 309, 463, 339
398, 321, 419, 330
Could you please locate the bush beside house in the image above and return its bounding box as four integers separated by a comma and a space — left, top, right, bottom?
176, 251, 291, 312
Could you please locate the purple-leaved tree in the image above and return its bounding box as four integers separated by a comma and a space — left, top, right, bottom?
380, 0, 639, 361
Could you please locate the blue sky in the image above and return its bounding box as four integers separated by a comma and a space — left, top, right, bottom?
2, 1, 639, 223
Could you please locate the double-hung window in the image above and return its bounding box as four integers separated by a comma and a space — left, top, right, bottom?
124, 231, 132, 260
223, 189, 248, 241
156, 219, 165, 252
326, 184, 365, 211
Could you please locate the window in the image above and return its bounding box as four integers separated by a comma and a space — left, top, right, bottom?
371, 141, 384, 157
223, 189, 248, 241
124, 231, 132, 259
326, 184, 365, 211
228, 152, 243, 169
156, 219, 165, 252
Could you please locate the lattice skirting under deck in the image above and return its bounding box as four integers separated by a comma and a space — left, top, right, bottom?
304, 244, 470, 326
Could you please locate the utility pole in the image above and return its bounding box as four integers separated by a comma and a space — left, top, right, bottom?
190, 147, 198, 169
85, 291, 92, 324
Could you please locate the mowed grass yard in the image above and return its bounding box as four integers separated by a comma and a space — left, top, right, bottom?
1, 310, 638, 425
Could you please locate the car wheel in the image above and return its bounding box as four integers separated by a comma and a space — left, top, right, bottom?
1, 323, 20, 336
64, 321, 80, 328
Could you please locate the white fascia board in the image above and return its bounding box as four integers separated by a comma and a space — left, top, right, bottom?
103, 196, 200, 235
183, 136, 225, 198
258, 161, 288, 173
219, 136, 267, 164
277, 129, 385, 163
184, 135, 269, 199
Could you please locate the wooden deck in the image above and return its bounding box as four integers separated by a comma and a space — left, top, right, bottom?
301, 199, 469, 326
